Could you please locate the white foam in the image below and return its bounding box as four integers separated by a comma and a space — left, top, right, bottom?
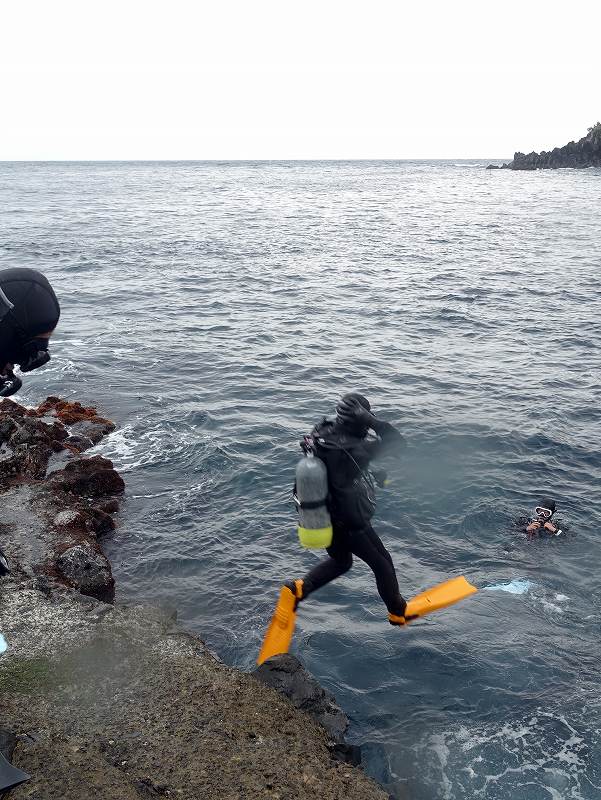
430, 733, 453, 800
88, 424, 177, 473
426, 709, 590, 800
540, 600, 564, 614
484, 579, 533, 595
88, 426, 138, 471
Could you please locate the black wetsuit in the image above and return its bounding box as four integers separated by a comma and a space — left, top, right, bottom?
301, 418, 407, 616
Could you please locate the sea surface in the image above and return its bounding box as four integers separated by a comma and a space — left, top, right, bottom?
1, 160, 600, 799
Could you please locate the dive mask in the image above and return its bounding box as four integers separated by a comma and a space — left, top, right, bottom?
534, 506, 553, 520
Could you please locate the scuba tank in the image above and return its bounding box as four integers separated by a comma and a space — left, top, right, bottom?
294, 452, 333, 548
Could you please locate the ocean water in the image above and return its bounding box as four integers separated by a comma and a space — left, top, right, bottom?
1, 160, 600, 799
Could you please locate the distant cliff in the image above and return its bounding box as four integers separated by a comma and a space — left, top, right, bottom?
495, 123, 601, 170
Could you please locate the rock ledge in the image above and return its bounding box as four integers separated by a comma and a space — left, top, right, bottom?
0, 398, 388, 800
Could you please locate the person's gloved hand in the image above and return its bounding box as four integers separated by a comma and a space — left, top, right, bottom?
371, 468, 389, 488
0, 370, 22, 398
336, 397, 376, 428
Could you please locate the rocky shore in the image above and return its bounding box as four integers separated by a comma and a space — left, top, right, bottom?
489, 123, 601, 170
0, 398, 388, 799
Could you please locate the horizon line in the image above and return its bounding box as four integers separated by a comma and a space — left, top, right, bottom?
0, 157, 510, 164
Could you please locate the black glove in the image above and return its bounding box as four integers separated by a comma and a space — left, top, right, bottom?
371, 468, 388, 488
0, 370, 22, 398
336, 397, 376, 428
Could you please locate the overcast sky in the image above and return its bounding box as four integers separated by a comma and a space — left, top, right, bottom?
1, 0, 599, 160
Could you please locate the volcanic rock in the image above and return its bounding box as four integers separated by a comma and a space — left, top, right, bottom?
502, 123, 601, 170
48, 456, 125, 497
254, 653, 349, 741
56, 544, 113, 597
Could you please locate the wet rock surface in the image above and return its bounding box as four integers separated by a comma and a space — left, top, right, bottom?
0, 397, 388, 800
56, 544, 113, 596
0, 398, 123, 601
1, 583, 389, 800
501, 123, 601, 170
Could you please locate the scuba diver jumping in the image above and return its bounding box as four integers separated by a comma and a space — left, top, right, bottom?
0, 267, 60, 577
286, 392, 409, 625
258, 397, 476, 664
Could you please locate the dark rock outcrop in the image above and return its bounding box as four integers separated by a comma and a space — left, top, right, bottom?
47, 455, 125, 497
255, 654, 349, 741
0, 398, 123, 601
56, 544, 113, 596
502, 123, 601, 170
255, 654, 362, 766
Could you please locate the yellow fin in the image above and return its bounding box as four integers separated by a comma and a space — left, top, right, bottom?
257, 586, 298, 665
405, 576, 477, 620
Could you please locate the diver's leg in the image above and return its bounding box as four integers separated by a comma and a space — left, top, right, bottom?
349, 524, 406, 616
289, 525, 353, 600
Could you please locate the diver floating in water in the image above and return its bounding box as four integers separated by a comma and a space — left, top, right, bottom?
257, 393, 477, 664
516, 497, 563, 536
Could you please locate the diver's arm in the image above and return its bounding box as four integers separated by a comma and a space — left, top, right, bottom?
365, 419, 406, 460
336, 397, 406, 460
543, 521, 562, 534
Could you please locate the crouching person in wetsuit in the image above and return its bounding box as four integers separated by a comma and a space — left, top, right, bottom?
0, 268, 61, 576
287, 393, 409, 625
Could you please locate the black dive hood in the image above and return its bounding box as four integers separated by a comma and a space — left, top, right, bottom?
0, 269, 60, 394
335, 393, 372, 438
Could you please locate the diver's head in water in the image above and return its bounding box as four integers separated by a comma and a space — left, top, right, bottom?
533, 497, 556, 522
335, 392, 374, 437
0, 269, 60, 397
